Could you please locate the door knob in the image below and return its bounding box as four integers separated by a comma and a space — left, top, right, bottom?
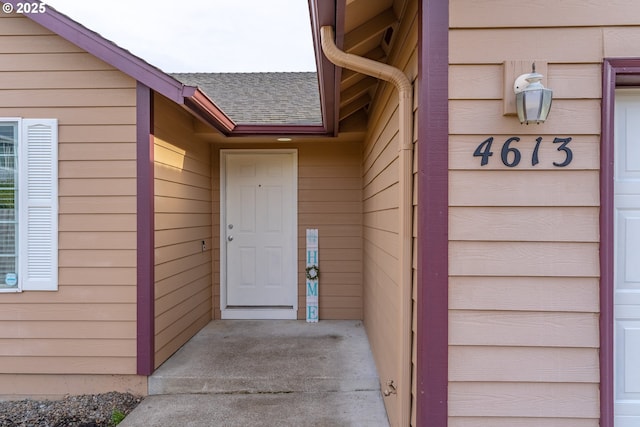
227, 235, 234, 242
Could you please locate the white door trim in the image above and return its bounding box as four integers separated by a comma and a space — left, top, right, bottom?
219, 149, 298, 320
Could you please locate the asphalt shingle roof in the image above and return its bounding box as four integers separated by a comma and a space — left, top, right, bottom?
170, 72, 322, 126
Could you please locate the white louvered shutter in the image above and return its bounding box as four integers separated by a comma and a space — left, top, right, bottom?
19, 119, 58, 291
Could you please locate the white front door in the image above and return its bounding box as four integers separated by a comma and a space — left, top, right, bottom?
614, 90, 640, 425
221, 150, 297, 319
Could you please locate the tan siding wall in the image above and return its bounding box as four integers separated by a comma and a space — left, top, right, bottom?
0, 11, 141, 394
447, 0, 640, 423
211, 141, 363, 320
358, 0, 418, 424
0, 374, 146, 400
153, 95, 212, 367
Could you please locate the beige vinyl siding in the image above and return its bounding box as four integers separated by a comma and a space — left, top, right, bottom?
153, 95, 212, 368
298, 142, 363, 320
446, 0, 640, 423
0, 11, 141, 395
358, 0, 418, 424
0, 374, 146, 400
211, 140, 363, 321
450, 0, 640, 28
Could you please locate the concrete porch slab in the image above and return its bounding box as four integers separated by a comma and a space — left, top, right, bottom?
148, 320, 382, 395
121, 320, 389, 426
120, 391, 389, 427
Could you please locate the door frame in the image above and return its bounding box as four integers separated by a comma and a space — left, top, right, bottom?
601, 58, 640, 427
219, 149, 298, 320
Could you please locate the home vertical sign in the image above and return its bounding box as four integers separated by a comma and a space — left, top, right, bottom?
306, 229, 319, 322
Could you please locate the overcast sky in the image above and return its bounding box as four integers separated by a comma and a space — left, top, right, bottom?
42, 0, 317, 73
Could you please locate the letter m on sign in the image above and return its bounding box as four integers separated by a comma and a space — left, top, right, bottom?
307, 281, 318, 297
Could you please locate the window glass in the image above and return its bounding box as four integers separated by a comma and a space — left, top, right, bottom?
0, 122, 17, 289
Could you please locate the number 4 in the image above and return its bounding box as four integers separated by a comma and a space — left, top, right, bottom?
474, 137, 494, 166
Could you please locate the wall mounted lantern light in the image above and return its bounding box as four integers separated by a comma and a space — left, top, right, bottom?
513, 63, 553, 124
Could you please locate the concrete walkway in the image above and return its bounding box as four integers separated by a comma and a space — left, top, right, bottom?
120, 320, 390, 427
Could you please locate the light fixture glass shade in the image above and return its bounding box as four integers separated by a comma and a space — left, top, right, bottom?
514, 65, 553, 125
516, 87, 553, 124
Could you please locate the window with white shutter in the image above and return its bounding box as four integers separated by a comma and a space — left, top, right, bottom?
0, 121, 18, 291
0, 118, 58, 292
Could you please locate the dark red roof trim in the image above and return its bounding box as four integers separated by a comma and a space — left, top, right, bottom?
308, 0, 339, 135
416, 0, 449, 425
5, 0, 184, 103
232, 125, 328, 135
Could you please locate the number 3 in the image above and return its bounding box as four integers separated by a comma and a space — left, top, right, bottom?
553, 137, 573, 167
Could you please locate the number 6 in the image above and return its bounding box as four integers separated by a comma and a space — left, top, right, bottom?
501, 137, 521, 167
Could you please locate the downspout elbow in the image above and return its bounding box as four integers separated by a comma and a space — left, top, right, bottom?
321, 26, 413, 153
320, 26, 412, 105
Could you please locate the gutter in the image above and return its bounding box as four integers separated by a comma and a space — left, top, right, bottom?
320, 26, 413, 427
181, 86, 236, 134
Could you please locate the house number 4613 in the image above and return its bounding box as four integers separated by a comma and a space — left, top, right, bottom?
473, 136, 573, 168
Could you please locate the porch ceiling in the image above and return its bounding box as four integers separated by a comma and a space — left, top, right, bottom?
323, 0, 408, 131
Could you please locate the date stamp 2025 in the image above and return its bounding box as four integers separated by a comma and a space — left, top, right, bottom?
2, 2, 47, 14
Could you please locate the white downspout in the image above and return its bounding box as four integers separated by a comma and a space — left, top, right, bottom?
320, 26, 413, 427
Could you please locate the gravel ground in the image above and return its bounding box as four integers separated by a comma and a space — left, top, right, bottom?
0, 392, 143, 427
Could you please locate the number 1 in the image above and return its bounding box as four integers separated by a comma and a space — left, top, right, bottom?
532, 137, 542, 166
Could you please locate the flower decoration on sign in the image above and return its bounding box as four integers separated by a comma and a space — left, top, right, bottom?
305, 265, 320, 281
